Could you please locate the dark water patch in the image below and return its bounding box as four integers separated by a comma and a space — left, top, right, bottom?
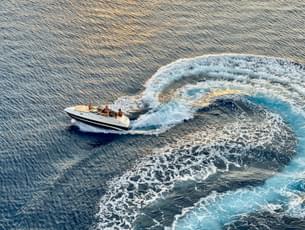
198, 97, 254, 117
198, 96, 270, 124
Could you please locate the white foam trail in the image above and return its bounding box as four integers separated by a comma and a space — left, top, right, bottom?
96, 111, 289, 229
111, 55, 305, 133
95, 54, 305, 229
131, 101, 193, 130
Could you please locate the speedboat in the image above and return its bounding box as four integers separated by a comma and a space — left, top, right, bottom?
64, 105, 130, 131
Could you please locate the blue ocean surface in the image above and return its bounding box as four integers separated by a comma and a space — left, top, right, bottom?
2, 1, 305, 229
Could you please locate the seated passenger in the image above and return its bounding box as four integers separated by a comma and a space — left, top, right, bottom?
102, 105, 110, 115
109, 110, 115, 117
118, 108, 123, 117
88, 103, 93, 110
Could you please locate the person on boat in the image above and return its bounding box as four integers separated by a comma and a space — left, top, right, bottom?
88, 103, 93, 110
102, 105, 110, 116
118, 108, 123, 117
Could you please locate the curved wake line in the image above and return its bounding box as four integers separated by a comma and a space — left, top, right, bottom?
81, 54, 305, 135
95, 54, 305, 229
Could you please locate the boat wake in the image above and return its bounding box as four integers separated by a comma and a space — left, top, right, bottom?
95, 54, 305, 229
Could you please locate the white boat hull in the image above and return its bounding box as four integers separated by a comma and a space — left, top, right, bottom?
64, 106, 130, 131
